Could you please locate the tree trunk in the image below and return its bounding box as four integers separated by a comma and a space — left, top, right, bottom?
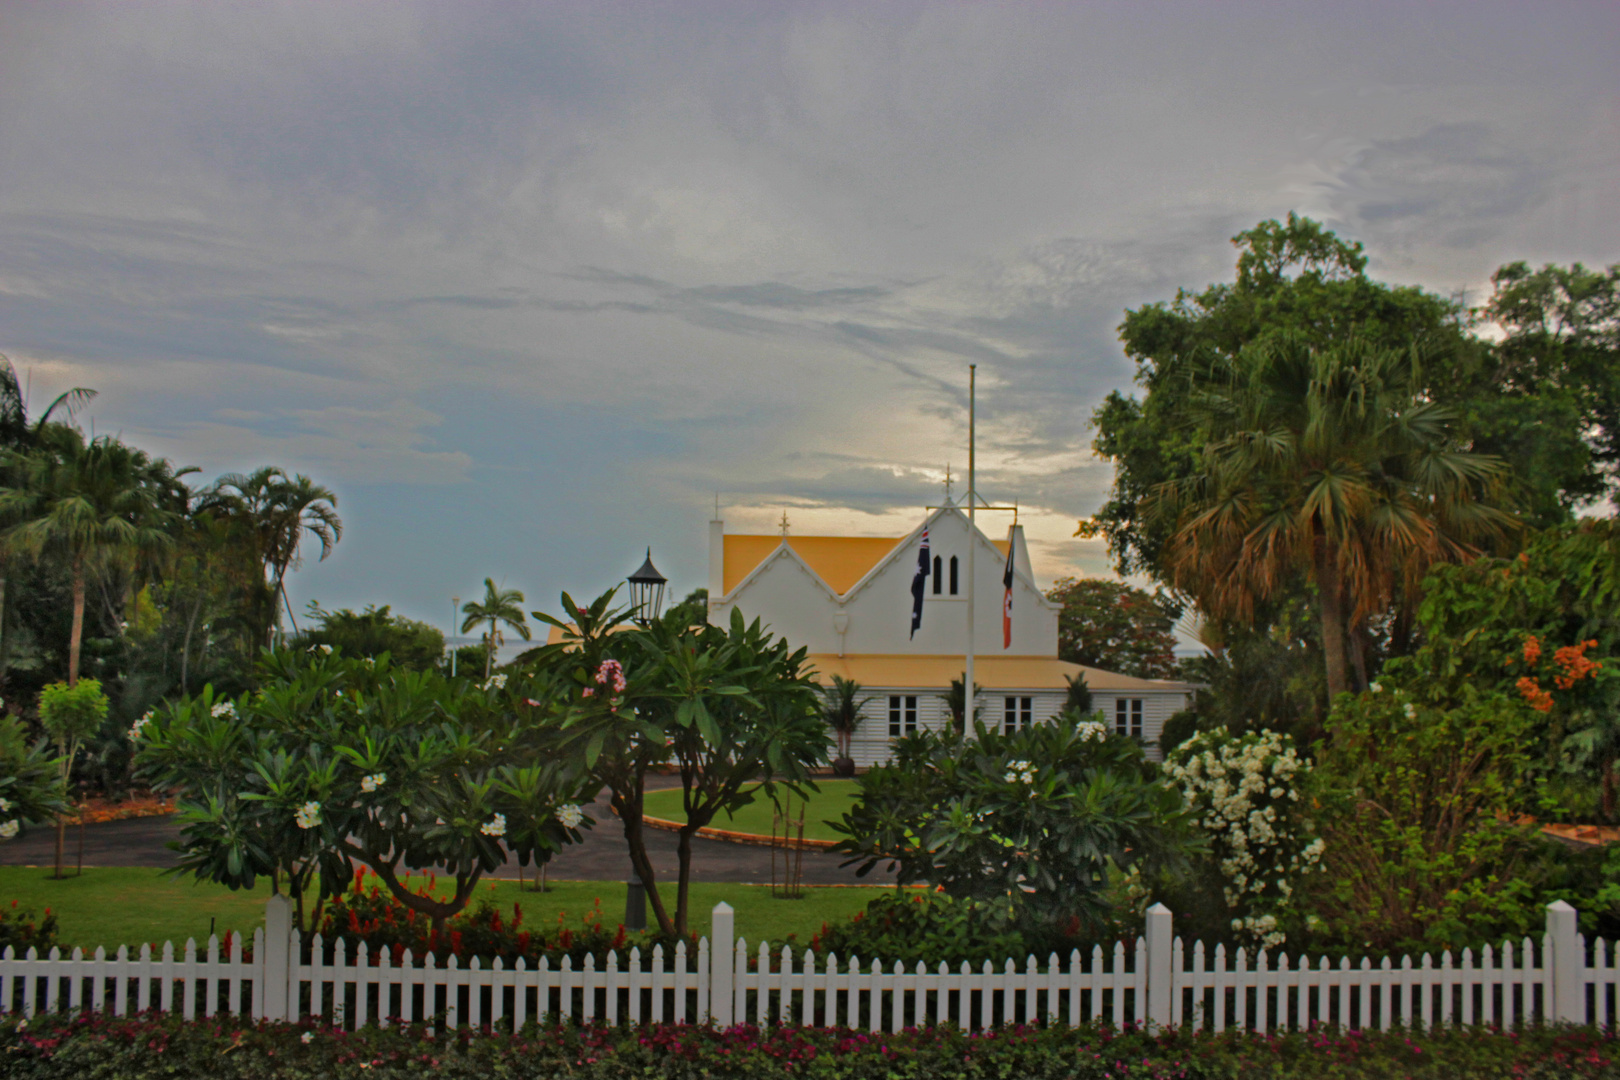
1313, 535, 1351, 700
1350, 620, 1371, 692
181, 591, 204, 694
615, 786, 676, 938
69, 557, 85, 685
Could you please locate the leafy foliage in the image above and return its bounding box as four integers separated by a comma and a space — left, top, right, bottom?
134, 651, 592, 933
832, 713, 1192, 934
0, 899, 59, 954
293, 604, 446, 671
1045, 577, 1181, 679
808, 889, 1082, 969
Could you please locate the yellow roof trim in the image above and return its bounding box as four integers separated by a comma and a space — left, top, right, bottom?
803, 654, 1190, 692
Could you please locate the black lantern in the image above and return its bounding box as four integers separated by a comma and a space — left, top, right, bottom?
627, 548, 667, 626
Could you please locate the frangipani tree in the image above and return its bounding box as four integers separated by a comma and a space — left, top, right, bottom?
134, 649, 592, 935
0, 714, 68, 845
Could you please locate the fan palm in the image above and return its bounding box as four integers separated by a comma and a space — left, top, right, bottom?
1154, 335, 1515, 699
0, 432, 183, 683
461, 578, 530, 678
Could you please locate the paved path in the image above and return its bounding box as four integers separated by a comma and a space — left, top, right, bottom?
0, 782, 894, 887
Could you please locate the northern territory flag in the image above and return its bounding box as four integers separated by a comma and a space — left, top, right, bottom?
1002, 529, 1016, 649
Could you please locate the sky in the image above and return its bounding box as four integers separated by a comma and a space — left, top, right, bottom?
1, 1, 1617, 638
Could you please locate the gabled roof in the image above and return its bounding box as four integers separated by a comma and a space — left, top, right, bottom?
723, 526, 1009, 598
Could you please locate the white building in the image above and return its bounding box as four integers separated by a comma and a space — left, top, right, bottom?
707, 502, 1195, 764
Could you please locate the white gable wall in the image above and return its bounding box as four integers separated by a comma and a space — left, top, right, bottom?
710, 507, 1059, 658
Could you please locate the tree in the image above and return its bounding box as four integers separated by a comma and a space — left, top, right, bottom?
0, 355, 96, 688
461, 579, 529, 679
135, 651, 591, 935
1153, 335, 1514, 699
0, 714, 68, 844
203, 468, 341, 648
820, 675, 869, 771
664, 587, 709, 629
532, 589, 828, 938
294, 603, 446, 670
0, 433, 184, 684
1461, 261, 1620, 522
1045, 577, 1181, 678
37, 677, 108, 877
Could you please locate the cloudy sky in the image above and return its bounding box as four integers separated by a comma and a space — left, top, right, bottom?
1, 2, 1617, 635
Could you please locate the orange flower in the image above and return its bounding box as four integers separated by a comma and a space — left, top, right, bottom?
1517, 676, 1554, 713
1552, 639, 1602, 690
1523, 636, 1543, 666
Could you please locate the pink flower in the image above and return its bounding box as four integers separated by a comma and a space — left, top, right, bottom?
582, 687, 594, 697
524, 697, 541, 707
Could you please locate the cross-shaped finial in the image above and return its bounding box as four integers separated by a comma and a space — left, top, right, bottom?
779, 510, 791, 537
943, 464, 954, 501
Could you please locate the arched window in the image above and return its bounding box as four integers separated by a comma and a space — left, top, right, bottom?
932, 554, 942, 594
949, 555, 960, 595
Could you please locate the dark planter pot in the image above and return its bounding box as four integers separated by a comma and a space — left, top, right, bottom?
832, 756, 856, 778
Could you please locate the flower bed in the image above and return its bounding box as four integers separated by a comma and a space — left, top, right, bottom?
1, 1013, 1616, 1079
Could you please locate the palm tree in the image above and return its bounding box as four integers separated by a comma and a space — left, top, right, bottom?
204, 468, 341, 647
0, 432, 182, 684
0, 355, 96, 685
820, 675, 868, 771
460, 578, 530, 678
1154, 335, 1515, 699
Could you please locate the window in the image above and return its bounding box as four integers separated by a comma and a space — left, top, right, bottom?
1115, 698, 1143, 739
949, 555, 959, 595
888, 695, 918, 737
1003, 695, 1032, 734
932, 554, 942, 594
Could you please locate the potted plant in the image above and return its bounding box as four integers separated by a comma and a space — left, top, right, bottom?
821, 675, 867, 777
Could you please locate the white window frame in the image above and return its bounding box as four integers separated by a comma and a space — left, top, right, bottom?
888, 694, 919, 737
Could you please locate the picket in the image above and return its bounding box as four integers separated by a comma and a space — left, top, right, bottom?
2, 900, 1616, 1032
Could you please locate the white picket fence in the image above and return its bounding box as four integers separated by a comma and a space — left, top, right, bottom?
3, 898, 1618, 1031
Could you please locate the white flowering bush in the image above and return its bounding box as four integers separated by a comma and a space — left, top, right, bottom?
1164, 727, 1322, 949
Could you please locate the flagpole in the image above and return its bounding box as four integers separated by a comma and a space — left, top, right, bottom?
965, 364, 976, 736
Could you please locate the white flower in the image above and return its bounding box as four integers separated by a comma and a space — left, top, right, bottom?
317, 644, 333, 655
482, 673, 507, 691
1076, 721, 1108, 742
1369, 682, 1382, 693
556, 803, 584, 829
210, 700, 237, 719
129, 710, 156, 740
294, 801, 322, 830
1403, 703, 1416, 719
360, 773, 387, 794
0, 798, 10, 812
301, 1031, 315, 1044
480, 813, 507, 837
0, 820, 20, 840
1019, 770, 1035, 784
1004, 771, 1018, 783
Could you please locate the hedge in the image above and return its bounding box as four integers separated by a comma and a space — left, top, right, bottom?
3, 1014, 1618, 1079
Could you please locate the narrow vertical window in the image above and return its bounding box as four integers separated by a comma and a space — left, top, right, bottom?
1003, 696, 1017, 735
1020, 696, 1033, 730
890, 695, 902, 737
932, 554, 942, 594
890, 694, 918, 736
1115, 698, 1128, 736
1131, 698, 1144, 739
949, 555, 959, 595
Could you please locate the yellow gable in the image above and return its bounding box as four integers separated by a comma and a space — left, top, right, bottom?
723, 532, 1009, 597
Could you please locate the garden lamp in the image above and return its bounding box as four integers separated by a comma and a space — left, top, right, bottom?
627, 548, 667, 626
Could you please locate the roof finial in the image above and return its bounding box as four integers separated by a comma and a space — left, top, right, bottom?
943, 464, 954, 503
779, 510, 791, 537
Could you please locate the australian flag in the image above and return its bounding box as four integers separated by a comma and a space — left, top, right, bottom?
910, 526, 930, 638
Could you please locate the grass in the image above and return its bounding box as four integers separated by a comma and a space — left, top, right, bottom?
640, 779, 861, 842
0, 867, 895, 952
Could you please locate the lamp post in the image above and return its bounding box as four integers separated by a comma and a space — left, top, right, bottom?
627, 549, 668, 626
451, 596, 460, 677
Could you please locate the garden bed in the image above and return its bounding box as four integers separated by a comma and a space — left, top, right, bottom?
2, 1013, 1616, 1079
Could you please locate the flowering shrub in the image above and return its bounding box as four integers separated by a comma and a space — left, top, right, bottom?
1164, 727, 1320, 949
0, 899, 58, 955
312, 868, 681, 968
3, 1010, 1618, 1079
808, 888, 1087, 970
833, 711, 1192, 935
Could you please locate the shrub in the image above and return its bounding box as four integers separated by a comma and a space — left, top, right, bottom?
832, 713, 1192, 935
3, 1011, 1619, 1079
314, 869, 688, 968
0, 900, 59, 955
1162, 727, 1321, 949
808, 889, 1088, 969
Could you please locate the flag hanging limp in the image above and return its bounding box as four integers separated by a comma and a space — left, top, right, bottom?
910, 526, 930, 639
1002, 528, 1016, 649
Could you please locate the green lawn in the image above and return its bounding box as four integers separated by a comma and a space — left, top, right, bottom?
0, 867, 893, 952
640, 779, 861, 842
